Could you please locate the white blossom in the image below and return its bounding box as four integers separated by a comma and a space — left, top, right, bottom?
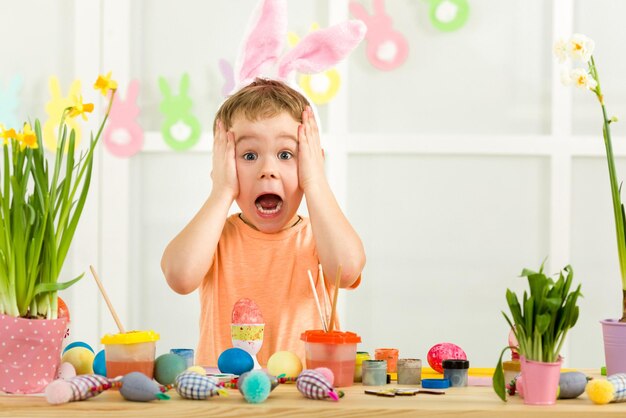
568, 68, 598, 90
567, 33, 595, 63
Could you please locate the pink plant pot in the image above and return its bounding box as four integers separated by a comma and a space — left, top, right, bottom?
601, 319, 626, 375
0, 314, 68, 394
519, 356, 561, 405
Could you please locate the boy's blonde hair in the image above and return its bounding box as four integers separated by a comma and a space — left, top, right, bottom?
213, 78, 311, 132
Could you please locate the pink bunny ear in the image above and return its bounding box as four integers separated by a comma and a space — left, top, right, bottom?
277, 20, 366, 79
234, 0, 287, 85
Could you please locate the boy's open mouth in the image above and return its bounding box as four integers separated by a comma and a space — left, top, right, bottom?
255, 194, 283, 215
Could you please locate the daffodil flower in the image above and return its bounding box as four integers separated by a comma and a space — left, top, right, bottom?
94, 71, 118, 97
567, 33, 595, 63
0, 125, 17, 145
562, 68, 597, 91
68, 95, 95, 121
17, 123, 38, 150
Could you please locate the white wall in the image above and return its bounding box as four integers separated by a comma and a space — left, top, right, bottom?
2, 0, 626, 369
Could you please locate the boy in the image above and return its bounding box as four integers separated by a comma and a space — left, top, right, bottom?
161, 78, 366, 367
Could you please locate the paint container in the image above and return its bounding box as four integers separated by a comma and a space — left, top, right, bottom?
170, 348, 195, 368
375, 348, 399, 373
354, 351, 371, 383
101, 330, 160, 379
442, 359, 469, 387
362, 359, 388, 386
301, 330, 361, 387
397, 358, 422, 385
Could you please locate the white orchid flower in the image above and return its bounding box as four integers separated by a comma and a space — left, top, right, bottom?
569, 68, 598, 90
567, 33, 595, 63
553, 38, 568, 63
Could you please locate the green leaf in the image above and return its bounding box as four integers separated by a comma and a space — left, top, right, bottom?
32, 273, 84, 297
536, 313, 551, 334
493, 346, 512, 402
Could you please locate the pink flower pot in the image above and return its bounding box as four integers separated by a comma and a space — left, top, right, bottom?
601, 319, 626, 375
0, 314, 68, 394
519, 356, 561, 405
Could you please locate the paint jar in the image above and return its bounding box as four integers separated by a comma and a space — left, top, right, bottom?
442, 359, 469, 387
375, 348, 399, 373
301, 330, 361, 387
170, 348, 195, 368
362, 359, 388, 386
397, 358, 422, 385
354, 351, 371, 383
101, 330, 160, 378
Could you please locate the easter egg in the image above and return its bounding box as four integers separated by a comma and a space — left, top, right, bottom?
154, 353, 188, 385
217, 348, 254, 375
267, 351, 303, 379
186, 365, 207, 375
93, 349, 107, 376
57, 297, 70, 322
232, 298, 264, 324
427, 343, 467, 373
61, 346, 95, 375
62, 341, 94, 355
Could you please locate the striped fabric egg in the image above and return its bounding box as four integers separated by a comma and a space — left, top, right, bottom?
296, 370, 339, 401
175, 371, 222, 400
608, 373, 626, 402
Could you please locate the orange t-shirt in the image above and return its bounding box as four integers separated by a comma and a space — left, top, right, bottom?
196, 214, 360, 367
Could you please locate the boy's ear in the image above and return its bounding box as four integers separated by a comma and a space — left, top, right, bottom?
321, 148, 325, 159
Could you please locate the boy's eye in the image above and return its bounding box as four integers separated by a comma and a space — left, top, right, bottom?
278, 151, 293, 160
243, 152, 257, 161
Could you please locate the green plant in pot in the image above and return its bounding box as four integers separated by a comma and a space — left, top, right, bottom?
493, 263, 582, 403
0, 73, 117, 394
555, 33, 626, 374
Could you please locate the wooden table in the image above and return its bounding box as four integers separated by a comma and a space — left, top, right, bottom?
2, 379, 625, 418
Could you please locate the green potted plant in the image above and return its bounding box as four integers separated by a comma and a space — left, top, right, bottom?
493, 262, 582, 405
554, 33, 626, 374
0, 73, 117, 394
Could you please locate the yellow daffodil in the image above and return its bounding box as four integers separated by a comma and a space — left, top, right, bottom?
1, 125, 17, 145
68, 95, 95, 121
94, 71, 118, 96
18, 123, 38, 150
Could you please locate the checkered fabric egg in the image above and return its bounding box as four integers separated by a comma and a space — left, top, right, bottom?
296, 370, 339, 401
175, 371, 223, 400
608, 373, 626, 402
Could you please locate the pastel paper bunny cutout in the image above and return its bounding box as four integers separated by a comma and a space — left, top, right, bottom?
230, 0, 366, 94
103, 79, 144, 157
0, 75, 23, 129
218, 59, 235, 98
349, 0, 408, 71
158, 73, 201, 151
44, 77, 83, 152
429, 0, 470, 32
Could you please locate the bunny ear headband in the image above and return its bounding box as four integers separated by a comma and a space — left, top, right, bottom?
231, 0, 366, 96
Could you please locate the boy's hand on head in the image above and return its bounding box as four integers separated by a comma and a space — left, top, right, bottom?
298, 107, 326, 192
211, 120, 239, 200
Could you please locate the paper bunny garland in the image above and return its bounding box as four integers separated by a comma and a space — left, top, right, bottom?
229, 0, 366, 96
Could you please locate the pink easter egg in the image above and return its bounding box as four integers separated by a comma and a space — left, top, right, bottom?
232, 298, 264, 324
427, 343, 467, 373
